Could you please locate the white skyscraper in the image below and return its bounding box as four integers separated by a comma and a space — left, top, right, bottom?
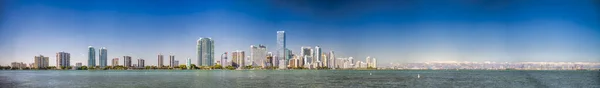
373, 58, 377, 68
329, 51, 336, 69
276, 31, 287, 69
366, 56, 371, 68
221, 52, 228, 67
349, 57, 354, 68
314, 46, 321, 68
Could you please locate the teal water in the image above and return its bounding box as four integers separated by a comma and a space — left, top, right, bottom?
0, 70, 599, 88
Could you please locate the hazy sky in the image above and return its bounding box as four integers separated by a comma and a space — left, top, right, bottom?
1, 0, 600, 66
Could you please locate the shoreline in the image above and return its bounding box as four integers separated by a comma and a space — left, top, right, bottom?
1, 69, 598, 71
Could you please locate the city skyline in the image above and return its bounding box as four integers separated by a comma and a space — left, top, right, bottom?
2, 0, 600, 66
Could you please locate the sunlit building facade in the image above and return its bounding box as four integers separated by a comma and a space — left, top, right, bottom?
56, 52, 70, 69
197, 37, 214, 66
250, 45, 267, 67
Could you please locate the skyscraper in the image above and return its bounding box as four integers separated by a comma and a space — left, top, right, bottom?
34, 55, 49, 69
322, 52, 328, 68
112, 58, 119, 66
276, 31, 287, 69
186, 58, 192, 69
373, 58, 377, 68
250, 45, 267, 67
137, 59, 145, 68
99, 47, 107, 67
266, 52, 273, 67
158, 54, 164, 67
314, 46, 322, 67
56, 52, 70, 69
169, 55, 175, 68
197, 37, 215, 66
300, 46, 312, 67
349, 57, 354, 68
287, 48, 293, 67
88, 46, 95, 67
366, 56, 371, 68
232, 50, 245, 69
221, 52, 228, 67
329, 51, 336, 69
123, 56, 132, 67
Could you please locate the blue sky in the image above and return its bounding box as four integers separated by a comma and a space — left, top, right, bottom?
1, 0, 600, 66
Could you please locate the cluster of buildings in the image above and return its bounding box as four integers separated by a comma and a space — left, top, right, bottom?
219, 31, 377, 69
387, 61, 600, 70
7, 31, 378, 70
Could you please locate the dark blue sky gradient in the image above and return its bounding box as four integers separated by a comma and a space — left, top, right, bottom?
1, 0, 599, 66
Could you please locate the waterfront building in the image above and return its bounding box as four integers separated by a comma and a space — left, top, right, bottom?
314, 46, 322, 68
186, 58, 192, 69
88, 46, 96, 67
329, 51, 336, 69
169, 55, 175, 68
221, 52, 228, 67
276, 31, 287, 69
174, 60, 179, 66
246, 56, 252, 67
158, 54, 164, 67
250, 45, 267, 67
373, 58, 377, 68
34, 55, 49, 69
366, 56, 371, 68
266, 52, 273, 67
75, 63, 82, 68
99, 47, 107, 68
112, 58, 119, 66
232, 50, 245, 69
349, 57, 354, 68
289, 55, 296, 68
279, 59, 286, 69
56, 52, 70, 69
123, 56, 132, 67
197, 37, 215, 66
301, 46, 312, 68
297, 54, 304, 67
323, 52, 328, 68
137, 59, 145, 68
10, 62, 26, 69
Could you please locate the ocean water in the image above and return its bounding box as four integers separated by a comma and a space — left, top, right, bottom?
0, 70, 598, 88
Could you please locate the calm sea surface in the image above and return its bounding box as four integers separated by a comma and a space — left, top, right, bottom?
0, 70, 599, 88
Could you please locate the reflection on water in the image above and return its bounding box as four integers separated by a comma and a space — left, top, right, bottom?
0, 70, 599, 88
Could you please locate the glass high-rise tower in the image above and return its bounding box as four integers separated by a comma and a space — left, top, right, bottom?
88, 46, 95, 67
197, 38, 214, 66
99, 47, 107, 67
276, 31, 287, 69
